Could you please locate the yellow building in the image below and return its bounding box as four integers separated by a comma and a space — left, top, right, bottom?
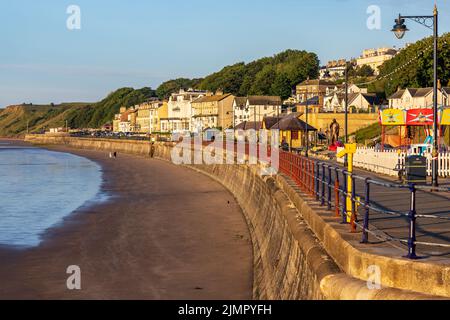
296, 79, 339, 110
136, 100, 166, 133
191, 93, 235, 132
274, 113, 317, 149
113, 116, 120, 133
157, 101, 169, 132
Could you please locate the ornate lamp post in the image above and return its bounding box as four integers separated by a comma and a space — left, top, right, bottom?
392, 5, 439, 187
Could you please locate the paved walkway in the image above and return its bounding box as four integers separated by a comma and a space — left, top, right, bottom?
312, 157, 450, 260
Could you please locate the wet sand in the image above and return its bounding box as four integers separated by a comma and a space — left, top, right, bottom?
0, 141, 253, 300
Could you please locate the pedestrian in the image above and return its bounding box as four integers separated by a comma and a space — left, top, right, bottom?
113, 152, 117, 159
109, 152, 113, 159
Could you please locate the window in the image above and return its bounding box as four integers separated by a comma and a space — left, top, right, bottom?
291, 131, 299, 140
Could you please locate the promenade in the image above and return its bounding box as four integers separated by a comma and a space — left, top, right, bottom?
284, 152, 450, 261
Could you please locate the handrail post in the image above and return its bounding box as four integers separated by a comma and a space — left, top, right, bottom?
341, 170, 348, 224
327, 166, 332, 211
315, 162, 320, 201
334, 168, 340, 217
301, 158, 305, 191
321, 163, 326, 206
361, 178, 370, 243
350, 175, 357, 233
310, 160, 315, 197
405, 184, 418, 259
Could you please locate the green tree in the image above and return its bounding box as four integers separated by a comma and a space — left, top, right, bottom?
156, 78, 201, 99
356, 65, 375, 77
271, 72, 292, 99
249, 65, 276, 95
377, 32, 450, 97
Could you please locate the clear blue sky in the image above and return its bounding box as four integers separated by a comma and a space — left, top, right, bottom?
0, 0, 448, 107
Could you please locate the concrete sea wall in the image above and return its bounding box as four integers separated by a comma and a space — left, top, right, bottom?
24, 135, 448, 300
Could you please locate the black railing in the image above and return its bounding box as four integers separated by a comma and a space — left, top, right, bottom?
279, 151, 450, 260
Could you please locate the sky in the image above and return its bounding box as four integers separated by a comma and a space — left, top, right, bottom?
0, 0, 449, 107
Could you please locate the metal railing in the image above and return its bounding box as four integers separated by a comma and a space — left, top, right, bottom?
279, 151, 450, 259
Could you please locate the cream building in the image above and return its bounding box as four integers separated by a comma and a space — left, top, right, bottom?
388, 88, 448, 110
136, 100, 165, 133
247, 96, 282, 123
192, 93, 235, 132
356, 47, 397, 75
233, 96, 282, 127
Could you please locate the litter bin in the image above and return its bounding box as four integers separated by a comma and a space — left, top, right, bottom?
405, 155, 427, 184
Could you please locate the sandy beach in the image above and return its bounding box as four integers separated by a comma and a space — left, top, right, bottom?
0, 140, 253, 300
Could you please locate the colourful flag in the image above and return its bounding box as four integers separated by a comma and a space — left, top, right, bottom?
441, 109, 450, 125
380, 109, 405, 126
406, 109, 434, 126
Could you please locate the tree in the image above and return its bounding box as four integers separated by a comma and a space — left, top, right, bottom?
249, 65, 276, 95
161, 49, 319, 98
356, 65, 375, 77
377, 32, 450, 97
156, 78, 201, 99
271, 73, 292, 99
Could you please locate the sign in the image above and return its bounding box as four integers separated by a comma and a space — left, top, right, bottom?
441, 109, 450, 125
406, 109, 434, 126
380, 109, 405, 126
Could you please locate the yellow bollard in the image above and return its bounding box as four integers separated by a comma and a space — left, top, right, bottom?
337, 144, 357, 223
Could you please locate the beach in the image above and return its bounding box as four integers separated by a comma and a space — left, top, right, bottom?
0, 140, 253, 300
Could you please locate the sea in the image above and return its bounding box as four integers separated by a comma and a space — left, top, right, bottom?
0, 142, 103, 248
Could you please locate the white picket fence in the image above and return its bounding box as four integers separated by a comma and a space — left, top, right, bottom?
336, 147, 450, 177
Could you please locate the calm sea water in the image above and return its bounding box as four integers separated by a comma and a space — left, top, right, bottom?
0, 144, 103, 248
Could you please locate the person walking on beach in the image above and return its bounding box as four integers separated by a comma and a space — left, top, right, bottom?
113, 152, 117, 159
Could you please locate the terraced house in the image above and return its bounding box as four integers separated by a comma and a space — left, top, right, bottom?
160, 89, 207, 134
191, 92, 235, 132
233, 96, 282, 127
388, 87, 450, 110
136, 99, 167, 133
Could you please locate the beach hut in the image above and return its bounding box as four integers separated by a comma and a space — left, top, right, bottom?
270, 112, 317, 150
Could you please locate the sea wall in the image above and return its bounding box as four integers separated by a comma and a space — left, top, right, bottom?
24, 135, 447, 300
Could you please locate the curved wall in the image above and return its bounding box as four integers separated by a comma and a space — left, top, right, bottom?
24, 135, 446, 300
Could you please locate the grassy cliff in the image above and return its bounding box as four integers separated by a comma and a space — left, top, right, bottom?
0, 87, 156, 137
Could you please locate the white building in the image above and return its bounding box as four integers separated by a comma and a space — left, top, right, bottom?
388, 87, 449, 110
356, 47, 397, 75
246, 96, 282, 123
323, 84, 380, 112
233, 96, 282, 127
233, 97, 250, 127
162, 89, 207, 133
320, 59, 347, 80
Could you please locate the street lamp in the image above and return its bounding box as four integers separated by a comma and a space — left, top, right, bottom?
391, 15, 409, 39
392, 5, 439, 187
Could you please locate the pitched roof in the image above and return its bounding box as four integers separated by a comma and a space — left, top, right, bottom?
192, 94, 232, 103
299, 96, 320, 106
389, 88, 435, 100
388, 90, 405, 99
270, 112, 317, 131
348, 93, 382, 105
443, 87, 450, 95
413, 88, 433, 97
263, 116, 284, 129
247, 96, 281, 106
235, 121, 263, 130
233, 97, 247, 107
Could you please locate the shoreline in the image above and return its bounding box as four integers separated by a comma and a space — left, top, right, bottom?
0, 141, 253, 300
